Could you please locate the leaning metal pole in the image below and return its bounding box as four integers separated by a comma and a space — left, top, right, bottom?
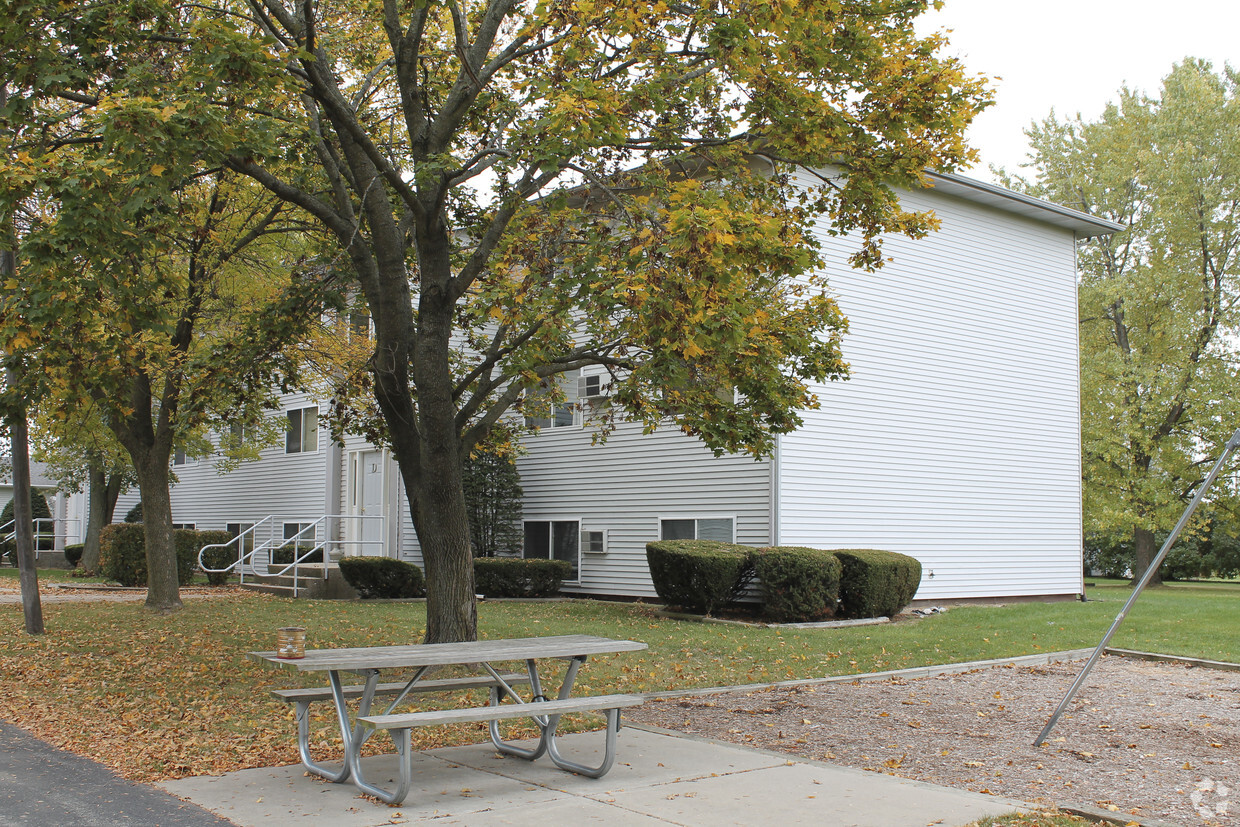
1034, 427, 1240, 746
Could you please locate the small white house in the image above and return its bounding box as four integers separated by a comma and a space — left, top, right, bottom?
114, 170, 1123, 601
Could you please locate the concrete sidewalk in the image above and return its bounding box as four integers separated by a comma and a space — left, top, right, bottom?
160, 726, 1028, 826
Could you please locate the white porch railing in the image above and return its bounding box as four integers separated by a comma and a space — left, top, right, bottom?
1, 517, 83, 561
197, 514, 386, 596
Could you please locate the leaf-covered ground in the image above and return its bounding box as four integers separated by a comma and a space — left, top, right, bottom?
2, 579, 1237, 783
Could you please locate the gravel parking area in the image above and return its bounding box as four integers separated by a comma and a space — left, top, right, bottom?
628, 655, 1239, 825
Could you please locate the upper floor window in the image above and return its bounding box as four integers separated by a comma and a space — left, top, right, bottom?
172, 448, 189, 466
524, 370, 580, 429
349, 311, 372, 342
660, 517, 734, 543
523, 369, 609, 430
286, 406, 319, 454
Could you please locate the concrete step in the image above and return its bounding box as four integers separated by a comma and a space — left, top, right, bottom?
239, 581, 302, 598
264, 562, 328, 577
239, 564, 357, 600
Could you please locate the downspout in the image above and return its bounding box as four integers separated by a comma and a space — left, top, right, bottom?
769, 433, 781, 546
324, 438, 342, 563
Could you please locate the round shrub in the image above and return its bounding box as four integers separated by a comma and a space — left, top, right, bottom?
172, 529, 203, 585
645, 540, 756, 615
99, 523, 147, 586
197, 530, 238, 586
64, 543, 85, 568
474, 557, 572, 598
100, 524, 200, 586
832, 549, 922, 619
338, 556, 425, 599
754, 546, 842, 622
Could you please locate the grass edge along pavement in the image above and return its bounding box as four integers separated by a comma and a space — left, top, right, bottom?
0, 578, 1237, 783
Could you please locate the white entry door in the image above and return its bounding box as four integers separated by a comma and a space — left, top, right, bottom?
356, 450, 386, 556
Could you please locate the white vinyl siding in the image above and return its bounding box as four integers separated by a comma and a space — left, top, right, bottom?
517, 422, 771, 597
775, 172, 1083, 600
117, 392, 330, 534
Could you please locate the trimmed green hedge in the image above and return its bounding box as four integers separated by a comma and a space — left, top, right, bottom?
99, 525, 212, 587
100, 524, 146, 585
832, 548, 921, 619
753, 546, 841, 622
338, 556, 425, 599
645, 540, 755, 615
196, 530, 236, 585
64, 543, 85, 568
474, 557, 571, 598
272, 544, 324, 565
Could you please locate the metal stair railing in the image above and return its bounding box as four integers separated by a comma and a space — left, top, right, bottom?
1, 517, 82, 562
198, 514, 386, 596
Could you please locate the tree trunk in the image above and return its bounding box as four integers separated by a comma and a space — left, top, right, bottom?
130, 449, 182, 612
407, 452, 477, 644
81, 464, 123, 573
1131, 525, 1162, 586
3, 204, 42, 633
5, 376, 44, 634
82, 459, 107, 572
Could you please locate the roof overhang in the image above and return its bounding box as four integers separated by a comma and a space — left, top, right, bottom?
923, 170, 1125, 240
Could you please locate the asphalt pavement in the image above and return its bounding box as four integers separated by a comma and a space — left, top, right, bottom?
0, 721, 233, 827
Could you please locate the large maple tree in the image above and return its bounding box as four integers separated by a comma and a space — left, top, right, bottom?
6, 0, 988, 636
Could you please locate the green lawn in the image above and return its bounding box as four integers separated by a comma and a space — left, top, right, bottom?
0, 566, 105, 583
0, 566, 216, 586
1, 576, 1236, 782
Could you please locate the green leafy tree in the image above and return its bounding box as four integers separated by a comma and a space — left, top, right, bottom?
462, 447, 523, 558
31, 407, 135, 573
1013, 60, 1240, 584
0, 2, 338, 611
8, 0, 988, 635
214, 0, 989, 642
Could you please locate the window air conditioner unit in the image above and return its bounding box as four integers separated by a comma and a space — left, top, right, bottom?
578, 374, 606, 399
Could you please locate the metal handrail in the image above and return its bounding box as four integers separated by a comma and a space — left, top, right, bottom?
198, 514, 386, 596
1, 517, 83, 556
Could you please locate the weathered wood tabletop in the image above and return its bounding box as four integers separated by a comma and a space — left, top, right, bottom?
249, 634, 648, 672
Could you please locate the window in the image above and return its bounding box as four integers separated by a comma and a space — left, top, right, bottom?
348, 311, 371, 342
283, 522, 314, 544
172, 523, 196, 531
172, 448, 189, 466
524, 520, 579, 580
286, 407, 319, 454
660, 517, 734, 542
227, 523, 255, 556
524, 370, 580, 429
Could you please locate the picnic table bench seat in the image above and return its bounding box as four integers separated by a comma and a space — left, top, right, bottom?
271, 672, 531, 705
276, 672, 531, 784
356, 693, 644, 805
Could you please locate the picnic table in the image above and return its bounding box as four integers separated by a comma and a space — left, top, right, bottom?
248, 634, 647, 805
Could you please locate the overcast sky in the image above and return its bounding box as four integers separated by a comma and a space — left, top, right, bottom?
915, 0, 1240, 182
